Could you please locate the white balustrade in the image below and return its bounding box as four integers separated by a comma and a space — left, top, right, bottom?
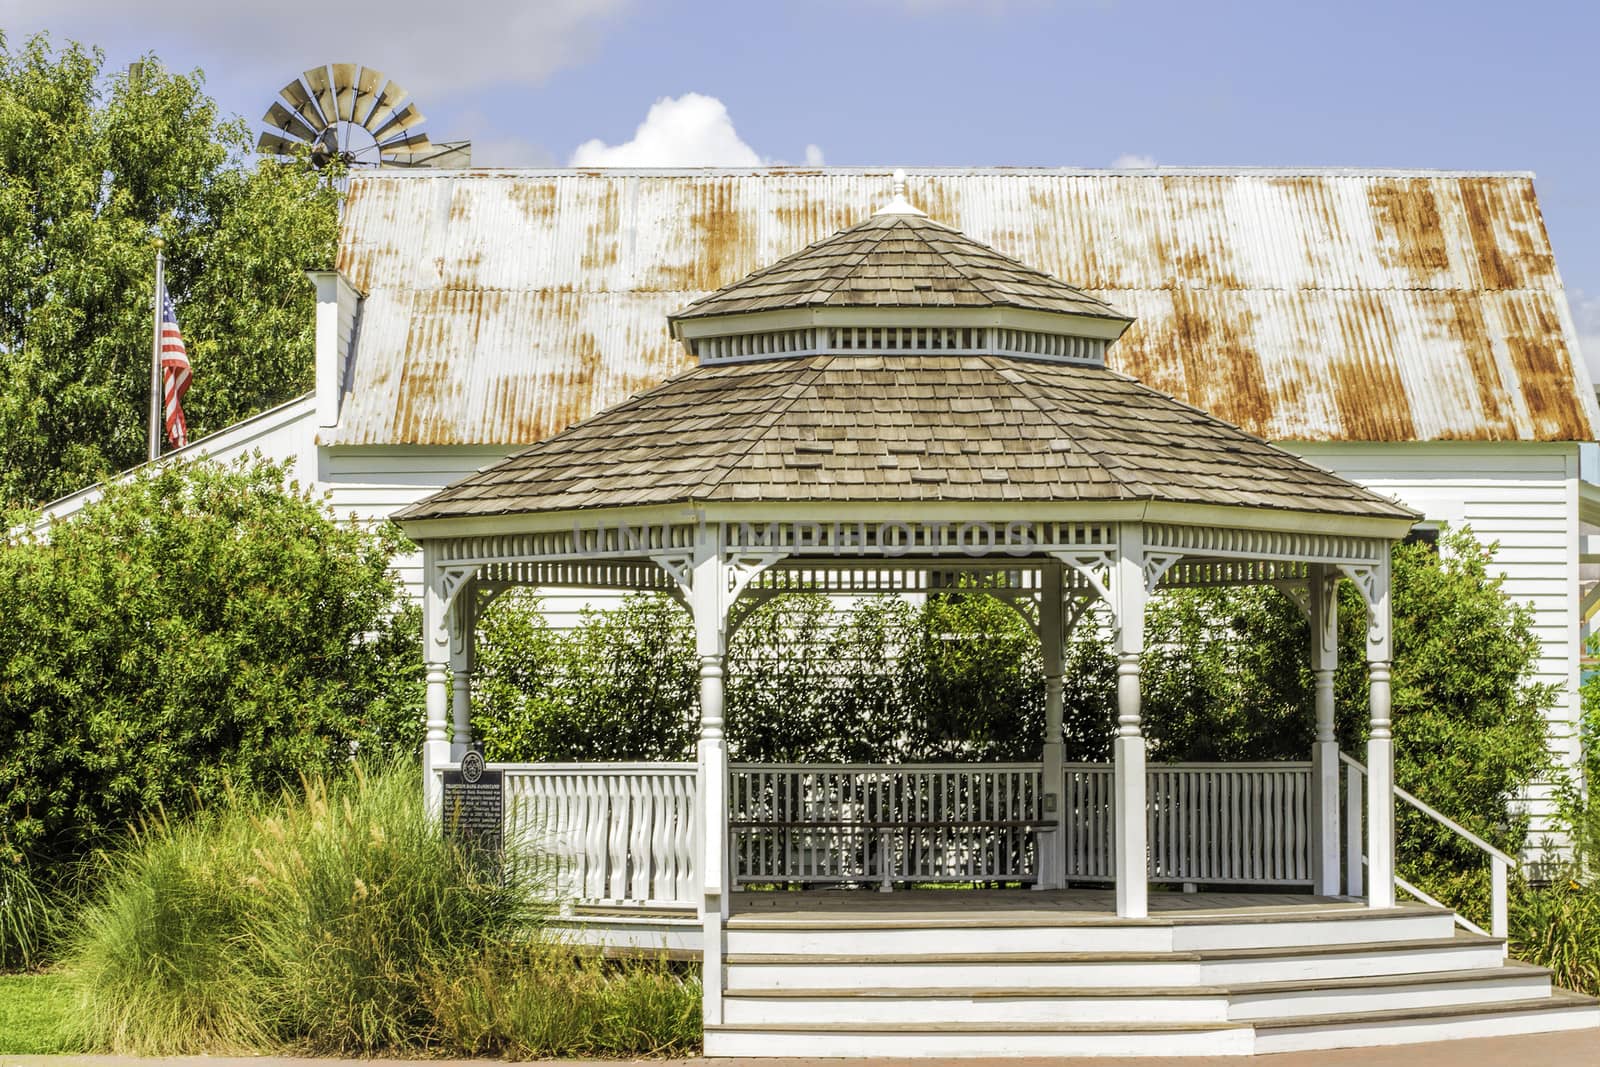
1064, 763, 1312, 885
501, 763, 698, 905
729, 764, 1046, 887
487, 760, 1316, 901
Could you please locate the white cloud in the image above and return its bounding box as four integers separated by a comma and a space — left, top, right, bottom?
4, 0, 629, 99
1112, 153, 1157, 168
571, 93, 810, 168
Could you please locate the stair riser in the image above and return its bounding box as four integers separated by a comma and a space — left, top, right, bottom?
726, 960, 1206, 991
726, 914, 1452, 957
1229, 975, 1552, 1021
722, 994, 1232, 1026
1254, 1004, 1600, 1054
1200, 943, 1507, 985
704, 1027, 1257, 1058
725, 926, 1172, 956
1171, 914, 1456, 951
726, 945, 1506, 992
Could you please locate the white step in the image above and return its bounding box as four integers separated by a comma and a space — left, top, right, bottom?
704, 1021, 1257, 1058
724, 936, 1507, 991
1195, 934, 1507, 985
1253, 991, 1600, 1053
1227, 964, 1551, 1021
723, 906, 1452, 957
722, 987, 1233, 1026
719, 965, 1555, 1028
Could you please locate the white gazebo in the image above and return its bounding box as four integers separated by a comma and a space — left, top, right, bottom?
394, 177, 1595, 1056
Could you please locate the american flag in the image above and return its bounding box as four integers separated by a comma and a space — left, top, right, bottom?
159, 284, 192, 449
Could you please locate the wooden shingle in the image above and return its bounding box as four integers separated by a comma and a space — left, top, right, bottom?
395, 355, 1414, 522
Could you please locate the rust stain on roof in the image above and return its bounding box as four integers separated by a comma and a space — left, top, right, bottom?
328, 169, 1598, 448
581, 183, 621, 272
1368, 178, 1450, 274
1329, 294, 1417, 442
508, 180, 559, 225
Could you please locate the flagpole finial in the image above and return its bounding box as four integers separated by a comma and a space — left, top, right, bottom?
153, 237, 164, 251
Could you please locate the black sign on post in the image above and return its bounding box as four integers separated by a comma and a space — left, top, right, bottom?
442, 746, 504, 860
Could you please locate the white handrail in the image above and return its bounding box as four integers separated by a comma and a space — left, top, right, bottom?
1339, 752, 1512, 939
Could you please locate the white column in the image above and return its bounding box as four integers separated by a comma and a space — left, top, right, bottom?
1307, 565, 1342, 897
421, 543, 451, 819
1113, 523, 1148, 919
1364, 559, 1396, 909
688, 545, 729, 1027
449, 591, 476, 761
1038, 562, 1065, 890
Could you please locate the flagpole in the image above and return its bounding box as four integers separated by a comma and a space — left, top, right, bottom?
149, 239, 164, 463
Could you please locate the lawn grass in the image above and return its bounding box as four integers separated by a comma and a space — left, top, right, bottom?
0, 972, 73, 1054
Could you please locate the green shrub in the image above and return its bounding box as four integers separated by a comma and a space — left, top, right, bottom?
62, 763, 537, 1054
0, 458, 422, 871
480, 588, 1113, 764
476, 590, 697, 762
423, 945, 701, 1057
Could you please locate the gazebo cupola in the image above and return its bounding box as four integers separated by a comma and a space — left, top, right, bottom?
670, 171, 1133, 367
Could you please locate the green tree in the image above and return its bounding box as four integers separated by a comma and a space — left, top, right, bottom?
0, 457, 419, 867
0, 33, 339, 507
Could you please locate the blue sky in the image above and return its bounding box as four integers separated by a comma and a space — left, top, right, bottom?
8, 0, 1599, 364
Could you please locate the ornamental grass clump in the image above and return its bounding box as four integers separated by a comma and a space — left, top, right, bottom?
62, 763, 539, 1054
0, 861, 54, 972
423, 942, 702, 1057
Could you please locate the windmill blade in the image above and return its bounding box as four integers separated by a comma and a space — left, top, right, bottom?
372, 102, 425, 140
353, 66, 384, 126
277, 77, 326, 131
263, 101, 318, 144
379, 130, 433, 156
330, 63, 358, 121
302, 66, 338, 132
256, 131, 304, 156
362, 80, 409, 135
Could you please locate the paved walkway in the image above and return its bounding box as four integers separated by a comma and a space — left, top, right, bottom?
2, 1029, 1595, 1067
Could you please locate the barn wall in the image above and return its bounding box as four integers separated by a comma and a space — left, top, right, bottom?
317, 444, 616, 628
1289, 440, 1583, 839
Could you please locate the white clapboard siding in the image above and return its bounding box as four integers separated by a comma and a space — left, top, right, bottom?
320, 445, 631, 624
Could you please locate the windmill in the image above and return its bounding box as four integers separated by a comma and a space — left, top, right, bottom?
256, 64, 469, 168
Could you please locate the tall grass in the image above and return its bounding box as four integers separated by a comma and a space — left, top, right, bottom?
0, 861, 52, 971
62, 764, 538, 1054
424, 943, 702, 1057
1511, 877, 1600, 995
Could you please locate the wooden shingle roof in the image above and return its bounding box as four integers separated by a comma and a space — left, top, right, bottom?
670, 212, 1130, 323
395, 355, 1415, 522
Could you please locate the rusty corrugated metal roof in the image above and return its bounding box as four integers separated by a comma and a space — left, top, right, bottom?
330, 168, 1599, 446
671, 210, 1129, 322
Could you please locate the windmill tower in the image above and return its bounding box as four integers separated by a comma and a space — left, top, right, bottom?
257, 64, 470, 168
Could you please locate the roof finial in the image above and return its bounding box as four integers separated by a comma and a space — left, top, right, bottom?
875, 167, 928, 217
